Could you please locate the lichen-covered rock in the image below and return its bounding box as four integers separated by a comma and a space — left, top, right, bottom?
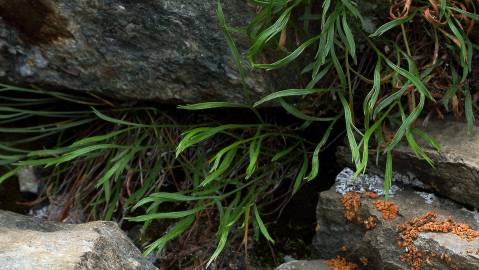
0, 210, 157, 270
313, 170, 479, 270
0, 0, 273, 103
337, 120, 479, 209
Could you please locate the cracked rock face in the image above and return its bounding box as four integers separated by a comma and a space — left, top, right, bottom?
0, 210, 157, 270
313, 170, 479, 270
0, 0, 274, 103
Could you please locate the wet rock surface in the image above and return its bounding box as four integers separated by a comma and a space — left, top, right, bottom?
0, 210, 157, 270
313, 169, 479, 270
337, 120, 479, 209
0, 0, 273, 103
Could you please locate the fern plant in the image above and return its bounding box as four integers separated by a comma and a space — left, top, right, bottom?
169, 0, 478, 263
0, 84, 314, 268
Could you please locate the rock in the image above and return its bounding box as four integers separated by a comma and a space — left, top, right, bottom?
0, 210, 157, 270
313, 170, 479, 270
336, 120, 479, 209
16, 166, 40, 194
0, 0, 273, 103
276, 260, 331, 270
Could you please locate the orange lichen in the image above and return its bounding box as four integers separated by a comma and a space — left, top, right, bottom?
398, 211, 479, 270
372, 200, 399, 220
341, 192, 361, 222
359, 256, 368, 266
365, 215, 378, 230
341, 192, 382, 230
421, 219, 479, 241
363, 191, 380, 199
398, 211, 436, 270
323, 256, 358, 270
340, 245, 348, 252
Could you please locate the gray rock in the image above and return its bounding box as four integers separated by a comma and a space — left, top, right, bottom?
0, 1, 476, 104
337, 120, 479, 209
0, 0, 273, 103
313, 173, 479, 270
0, 210, 157, 270
276, 260, 331, 270
16, 166, 40, 194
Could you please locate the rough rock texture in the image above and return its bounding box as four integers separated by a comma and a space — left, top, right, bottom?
337, 120, 479, 209
0, 210, 157, 270
0, 1, 476, 104
0, 0, 273, 103
313, 177, 479, 269
276, 260, 331, 270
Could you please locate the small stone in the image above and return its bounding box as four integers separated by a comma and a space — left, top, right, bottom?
18, 63, 34, 77
7, 46, 16, 54
415, 191, 435, 204
16, 166, 39, 194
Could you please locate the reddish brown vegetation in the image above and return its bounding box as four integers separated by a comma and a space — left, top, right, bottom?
323, 256, 358, 270
372, 200, 399, 220
365, 215, 378, 230
359, 256, 369, 266
341, 192, 384, 230
341, 192, 361, 222
363, 192, 380, 199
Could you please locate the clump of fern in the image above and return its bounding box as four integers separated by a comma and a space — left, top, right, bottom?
0, 84, 316, 268
210, 0, 478, 191
173, 0, 479, 263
